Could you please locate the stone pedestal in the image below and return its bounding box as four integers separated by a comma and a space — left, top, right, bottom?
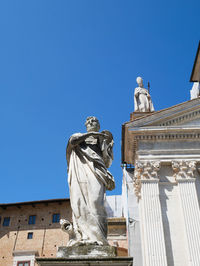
36, 257, 133, 266
57, 245, 117, 258
36, 245, 133, 266
130, 111, 154, 121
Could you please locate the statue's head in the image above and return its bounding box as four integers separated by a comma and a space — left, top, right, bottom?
85, 116, 100, 132
136, 76, 143, 87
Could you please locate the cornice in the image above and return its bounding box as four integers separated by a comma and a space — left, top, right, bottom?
159, 109, 200, 126
13, 250, 38, 256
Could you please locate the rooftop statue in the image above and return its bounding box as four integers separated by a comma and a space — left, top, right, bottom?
65, 116, 115, 247
134, 76, 154, 112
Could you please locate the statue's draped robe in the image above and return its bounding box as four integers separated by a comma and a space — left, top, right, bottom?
134, 87, 154, 112
66, 133, 115, 246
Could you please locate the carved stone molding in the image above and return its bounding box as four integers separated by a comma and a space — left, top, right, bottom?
172, 160, 197, 181
135, 133, 200, 141
159, 110, 200, 127
134, 160, 161, 197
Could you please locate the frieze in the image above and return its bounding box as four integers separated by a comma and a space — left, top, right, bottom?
135, 133, 200, 141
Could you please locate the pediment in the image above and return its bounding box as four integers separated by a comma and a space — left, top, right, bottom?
126, 98, 200, 129
122, 98, 200, 164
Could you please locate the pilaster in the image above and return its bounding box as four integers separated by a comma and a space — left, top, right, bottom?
172, 160, 200, 266
135, 161, 167, 266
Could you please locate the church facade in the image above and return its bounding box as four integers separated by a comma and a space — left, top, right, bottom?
122, 97, 200, 266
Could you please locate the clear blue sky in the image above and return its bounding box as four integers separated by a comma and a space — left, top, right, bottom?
0, 0, 199, 203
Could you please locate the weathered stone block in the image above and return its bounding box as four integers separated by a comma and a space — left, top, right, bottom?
57, 245, 117, 258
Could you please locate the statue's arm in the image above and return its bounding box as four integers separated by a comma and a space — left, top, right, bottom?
134, 87, 140, 97
69, 133, 89, 147
66, 132, 93, 168
69, 132, 106, 147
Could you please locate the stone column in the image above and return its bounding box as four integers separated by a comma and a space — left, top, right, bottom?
172, 160, 200, 266
134, 161, 167, 266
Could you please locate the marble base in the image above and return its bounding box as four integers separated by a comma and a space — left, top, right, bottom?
36, 257, 133, 266
57, 245, 117, 258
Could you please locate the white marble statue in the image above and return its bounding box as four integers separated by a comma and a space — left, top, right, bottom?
66, 116, 115, 247
190, 82, 200, 100
134, 77, 154, 112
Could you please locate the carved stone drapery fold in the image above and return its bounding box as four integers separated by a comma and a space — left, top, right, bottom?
172, 160, 197, 181
134, 160, 161, 197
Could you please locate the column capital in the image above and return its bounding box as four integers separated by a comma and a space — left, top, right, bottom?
172, 160, 197, 181
134, 160, 161, 197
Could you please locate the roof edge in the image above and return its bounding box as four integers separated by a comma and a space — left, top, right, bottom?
0, 198, 70, 207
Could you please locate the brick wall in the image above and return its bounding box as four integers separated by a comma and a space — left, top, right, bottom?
0, 200, 127, 266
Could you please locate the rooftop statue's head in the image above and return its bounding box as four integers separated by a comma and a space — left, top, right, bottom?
85, 116, 100, 132
136, 76, 143, 88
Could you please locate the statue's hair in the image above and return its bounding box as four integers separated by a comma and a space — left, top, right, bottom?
85, 116, 100, 130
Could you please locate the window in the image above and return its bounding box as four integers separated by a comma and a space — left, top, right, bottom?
27, 232, 33, 239
3, 217, 10, 226
13, 251, 36, 266
52, 213, 60, 223
17, 262, 30, 266
28, 215, 36, 225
